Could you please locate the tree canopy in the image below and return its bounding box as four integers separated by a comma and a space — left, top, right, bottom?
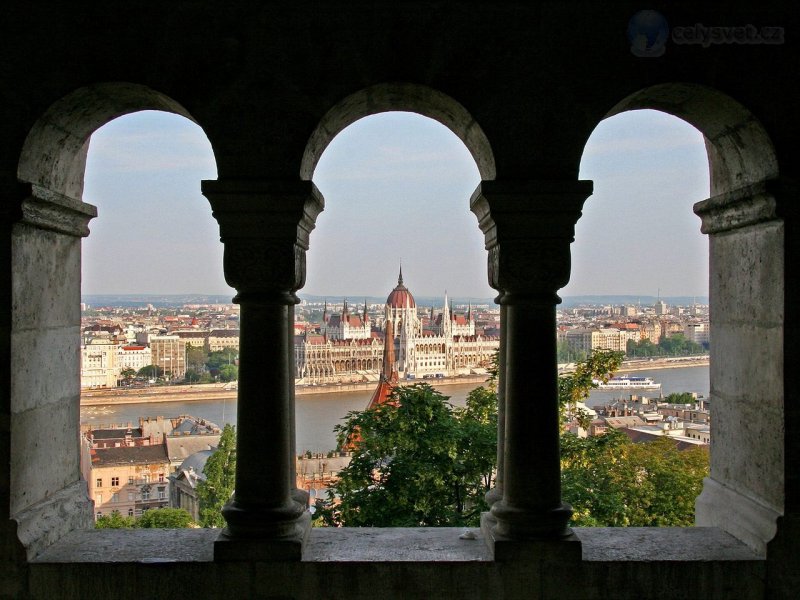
94, 508, 195, 529
137, 364, 163, 379
627, 334, 706, 357
561, 430, 709, 526
196, 423, 237, 527
317, 382, 496, 528
136, 507, 195, 528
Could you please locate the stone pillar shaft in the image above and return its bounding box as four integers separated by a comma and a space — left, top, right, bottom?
502, 297, 561, 511
234, 300, 293, 509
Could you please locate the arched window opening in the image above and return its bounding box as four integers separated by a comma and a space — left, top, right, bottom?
564, 109, 711, 527
79, 110, 224, 527
299, 110, 498, 527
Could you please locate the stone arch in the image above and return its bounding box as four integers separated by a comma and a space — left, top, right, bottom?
10, 82, 214, 559
602, 82, 777, 196
300, 82, 496, 181
18, 82, 203, 200
585, 82, 782, 555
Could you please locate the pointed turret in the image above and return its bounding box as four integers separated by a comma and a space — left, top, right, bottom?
367, 319, 398, 410
363, 299, 369, 322
398, 264, 404, 286
322, 299, 328, 323
342, 298, 349, 318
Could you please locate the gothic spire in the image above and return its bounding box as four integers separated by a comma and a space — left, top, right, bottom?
398, 263, 404, 286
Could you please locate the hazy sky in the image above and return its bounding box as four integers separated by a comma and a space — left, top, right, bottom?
82, 109, 709, 299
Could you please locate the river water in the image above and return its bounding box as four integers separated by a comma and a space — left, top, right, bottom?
80, 365, 710, 454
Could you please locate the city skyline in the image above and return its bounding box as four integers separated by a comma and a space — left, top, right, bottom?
82, 109, 709, 298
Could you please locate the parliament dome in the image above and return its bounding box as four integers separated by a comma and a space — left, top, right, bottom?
386, 267, 415, 308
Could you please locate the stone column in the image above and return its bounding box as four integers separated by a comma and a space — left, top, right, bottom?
7, 183, 96, 560
693, 179, 791, 557
203, 179, 323, 561
471, 180, 590, 558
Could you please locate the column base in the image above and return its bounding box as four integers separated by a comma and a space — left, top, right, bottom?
481, 512, 582, 562
215, 511, 312, 562
12, 480, 93, 560
695, 477, 780, 557
490, 500, 574, 540
484, 486, 503, 509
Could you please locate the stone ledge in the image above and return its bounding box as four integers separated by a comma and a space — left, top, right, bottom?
33, 525, 760, 564
576, 527, 762, 562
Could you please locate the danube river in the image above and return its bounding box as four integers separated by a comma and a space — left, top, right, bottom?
80, 365, 710, 454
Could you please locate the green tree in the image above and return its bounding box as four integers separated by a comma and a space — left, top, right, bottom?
197, 423, 237, 527
206, 350, 236, 371
184, 369, 202, 383
187, 345, 209, 370
664, 392, 696, 404
95, 511, 135, 529
218, 364, 238, 382
561, 431, 709, 526
319, 383, 496, 528
138, 364, 163, 379
135, 507, 195, 528
119, 367, 136, 384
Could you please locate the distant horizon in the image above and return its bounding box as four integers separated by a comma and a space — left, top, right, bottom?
81, 292, 710, 308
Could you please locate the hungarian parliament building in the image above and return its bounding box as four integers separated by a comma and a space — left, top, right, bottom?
294, 270, 500, 385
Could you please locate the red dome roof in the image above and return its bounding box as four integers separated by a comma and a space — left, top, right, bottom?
386, 267, 416, 308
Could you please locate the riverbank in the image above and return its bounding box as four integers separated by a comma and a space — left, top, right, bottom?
558, 355, 709, 374
80, 358, 708, 407
80, 375, 491, 406
619, 356, 709, 372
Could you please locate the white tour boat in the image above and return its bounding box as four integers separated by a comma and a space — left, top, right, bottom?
592, 375, 661, 391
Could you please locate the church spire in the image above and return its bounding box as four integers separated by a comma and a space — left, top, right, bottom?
363, 299, 368, 322
398, 263, 404, 286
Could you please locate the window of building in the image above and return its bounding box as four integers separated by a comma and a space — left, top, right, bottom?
158, 473, 164, 483
111, 493, 119, 503
158, 486, 167, 500
128, 509, 134, 517
128, 491, 135, 501
142, 489, 150, 501
128, 476, 134, 485
96, 494, 103, 505
95, 478, 102, 488
111, 476, 119, 487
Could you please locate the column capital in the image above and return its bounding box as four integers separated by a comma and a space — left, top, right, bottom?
202, 179, 324, 302
11, 183, 97, 237
694, 177, 799, 235
470, 180, 592, 297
